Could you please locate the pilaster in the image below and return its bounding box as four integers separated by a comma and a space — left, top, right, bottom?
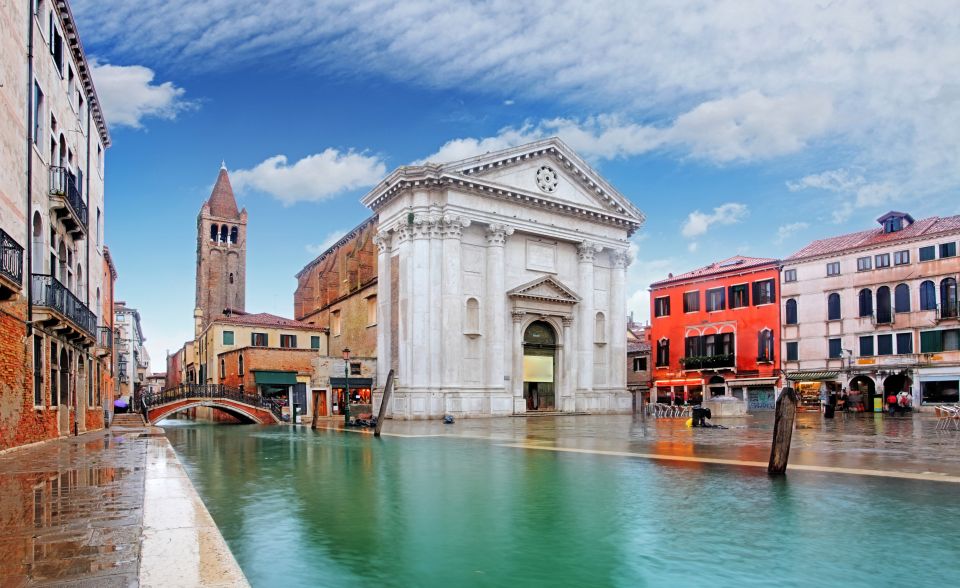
484, 223, 513, 389
511, 310, 526, 412
442, 215, 470, 389
577, 241, 601, 393
373, 230, 393, 390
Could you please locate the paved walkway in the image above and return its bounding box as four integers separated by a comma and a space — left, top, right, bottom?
329, 410, 960, 480
0, 421, 247, 587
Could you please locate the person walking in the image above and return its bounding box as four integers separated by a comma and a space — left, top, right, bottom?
886, 392, 898, 416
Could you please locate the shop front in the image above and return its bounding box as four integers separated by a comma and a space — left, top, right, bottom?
784, 371, 841, 411
727, 377, 778, 411
651, 379, 704, 406
330, 377, 373, 416
253, 370, 303, 421
917, 368, 960, 406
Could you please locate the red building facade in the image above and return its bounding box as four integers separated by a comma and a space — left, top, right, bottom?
649, 256, 781, 413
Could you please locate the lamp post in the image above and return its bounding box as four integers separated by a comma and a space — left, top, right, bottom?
342, 348, 351, 425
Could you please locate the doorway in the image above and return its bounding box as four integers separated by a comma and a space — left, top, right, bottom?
313, 390, 328, 417
58, 348, 69, 434
523, 321, 557, 411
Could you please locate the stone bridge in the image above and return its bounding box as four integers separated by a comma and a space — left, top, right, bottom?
140, 384, 281, 425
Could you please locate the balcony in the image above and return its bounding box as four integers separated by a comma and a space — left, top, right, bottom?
31, 274, 96, 341
0, 228, 24, 299
680, 354, 735, 371
49, 167, 88, 238
937, 302, 959, 322
96, 326, 113, 357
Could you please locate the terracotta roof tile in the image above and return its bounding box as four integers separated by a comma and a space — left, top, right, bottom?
786, 214, 960, 261
650, 255, 778, 288
208, 168, 240, 219
214, 312, 319, 330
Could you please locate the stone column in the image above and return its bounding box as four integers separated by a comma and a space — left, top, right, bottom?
411, 217, 431, 390
373, 230, 392, 391
562, 316, 575, 410
484, 224, 513, 390
577, 241, 601, 394
428, 215, 443, 393
610, 249, 630, 391
395, 221, 415, 390
511, 310, 526, 412
441, 215, 470, 390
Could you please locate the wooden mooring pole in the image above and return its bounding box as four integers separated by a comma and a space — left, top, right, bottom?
768, 386, 799, 475
373, 370, 395, 438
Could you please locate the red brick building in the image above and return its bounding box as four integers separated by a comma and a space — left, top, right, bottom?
649, 256, 781, 414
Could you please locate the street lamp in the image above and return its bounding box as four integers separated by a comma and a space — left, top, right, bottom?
342, 348, 351, 425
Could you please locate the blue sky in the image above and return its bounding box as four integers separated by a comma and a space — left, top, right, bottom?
71, 0, 960, 371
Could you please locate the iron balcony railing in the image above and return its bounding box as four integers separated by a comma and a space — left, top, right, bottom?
30, 274, 96, 337
97, 326, 113, 350
141, 384, 282, 421
49, 166, 89, 228
0, 228, 24, 287
937, 302, 959, 321
680, 354, 735, 370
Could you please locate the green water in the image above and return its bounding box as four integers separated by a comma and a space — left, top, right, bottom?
163, 422, 959, 588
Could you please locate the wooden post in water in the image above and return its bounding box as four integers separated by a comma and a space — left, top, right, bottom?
768, 386, 799, 475
374, 369, 395, 438
311, 390, 321, 430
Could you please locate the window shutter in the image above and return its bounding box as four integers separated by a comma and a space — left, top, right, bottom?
920, 331, 942, 353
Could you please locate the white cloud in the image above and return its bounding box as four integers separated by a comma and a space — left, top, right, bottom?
774, 222, 810, 244
681, 203, 749, 238
687, 242, 699, 253
787, 169, 900, 222
305, 229, 348, 256
90, 61, 192, 128
231, 149, 386, 205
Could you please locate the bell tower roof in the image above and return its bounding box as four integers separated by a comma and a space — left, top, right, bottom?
207, 166, 240, 219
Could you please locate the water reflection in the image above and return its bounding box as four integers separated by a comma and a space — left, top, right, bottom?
165, 422, 960, 588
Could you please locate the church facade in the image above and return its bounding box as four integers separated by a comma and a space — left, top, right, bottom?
363, 138, 645, 418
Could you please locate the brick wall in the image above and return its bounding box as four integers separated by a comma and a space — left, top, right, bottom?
219, 347, 316, 391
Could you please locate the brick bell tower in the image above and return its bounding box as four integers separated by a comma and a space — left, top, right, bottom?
195, 163, 246, 331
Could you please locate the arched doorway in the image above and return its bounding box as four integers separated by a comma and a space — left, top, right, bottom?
848, 375, 876, 412
708, 375, 726, 397
883, 373, 911, 395
523, 321, 557, 411
58, 348, 69, 434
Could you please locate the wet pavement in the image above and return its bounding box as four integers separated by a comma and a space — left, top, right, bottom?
327, 410, 960, 480
0, 420, 247, 588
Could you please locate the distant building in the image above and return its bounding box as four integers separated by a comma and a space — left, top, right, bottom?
144, 373, 166, 395
294, 217, 378, 417
649, 256, 781, 415
114, 302, 147, 402
626, 319, 651, 409
0, 0, 113, 449
782, 211, 960, 410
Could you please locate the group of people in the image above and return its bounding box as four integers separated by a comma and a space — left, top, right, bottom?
820, 386, 913, 416
886, 391, 913, 416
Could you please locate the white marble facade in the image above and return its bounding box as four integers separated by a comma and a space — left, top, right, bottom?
364, 138, 645, 418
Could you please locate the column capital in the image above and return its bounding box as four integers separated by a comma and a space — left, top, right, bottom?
611, 248, 631, 269
511, 310, 526, 323
577, 241, 602, 263
562, 316, 574, 327
441, 214, 471, 239
373, 230, 392, 254
485, 223, 514, 246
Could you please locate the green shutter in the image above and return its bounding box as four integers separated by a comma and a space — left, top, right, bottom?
311, 336, 320, 349
223, 331, 234, 345
920, 330, 942, 353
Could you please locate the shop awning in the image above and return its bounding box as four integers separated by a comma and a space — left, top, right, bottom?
330, 378, 373, 388
654, 379, 703, 387
785, 371, 839, 382
253, 370, 298, 385
726, 377, 779, 387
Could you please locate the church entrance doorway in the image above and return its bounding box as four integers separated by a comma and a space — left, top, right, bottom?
523, 321, 557, 411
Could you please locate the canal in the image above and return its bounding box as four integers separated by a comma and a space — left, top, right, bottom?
163, 420, 960, 587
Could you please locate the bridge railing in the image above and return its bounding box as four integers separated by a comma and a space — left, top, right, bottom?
143, 384, 281, 422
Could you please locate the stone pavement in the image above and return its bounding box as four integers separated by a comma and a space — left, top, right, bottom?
0, 419, 247, 587
337, 410, 960, 480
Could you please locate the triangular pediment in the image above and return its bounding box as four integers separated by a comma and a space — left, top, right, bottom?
439, 138, 644, 222
508, 275, 580, 304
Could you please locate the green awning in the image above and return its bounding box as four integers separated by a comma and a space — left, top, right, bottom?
785, 371, 839, 382
253, 370, 298, 385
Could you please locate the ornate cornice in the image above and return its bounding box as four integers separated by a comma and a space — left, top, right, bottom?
508, 275, 581, 305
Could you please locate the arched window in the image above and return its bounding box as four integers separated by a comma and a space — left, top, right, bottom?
858, 288, 873, 317
894, 284, 910, 313
96, 288, 101, 322
876, 286, 891, 324
785, 299, 798, 325
76, 263, 83, 297
229, 273, 234, 284
220, 358, 225, 379
594, 312, 606, 343
942, 277, 958, 318
919, 280, 937, 310
210, 224, 218, 241
757, 329, 774, 362
827, 293, 841, 320
238, 354, 244, 376
230, 226, 238, 244
656, 338, 670, 367
220, 225, 228, 243
464, 297, 480, 333
524, 321, 557, 346
32, 212, 43, 270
